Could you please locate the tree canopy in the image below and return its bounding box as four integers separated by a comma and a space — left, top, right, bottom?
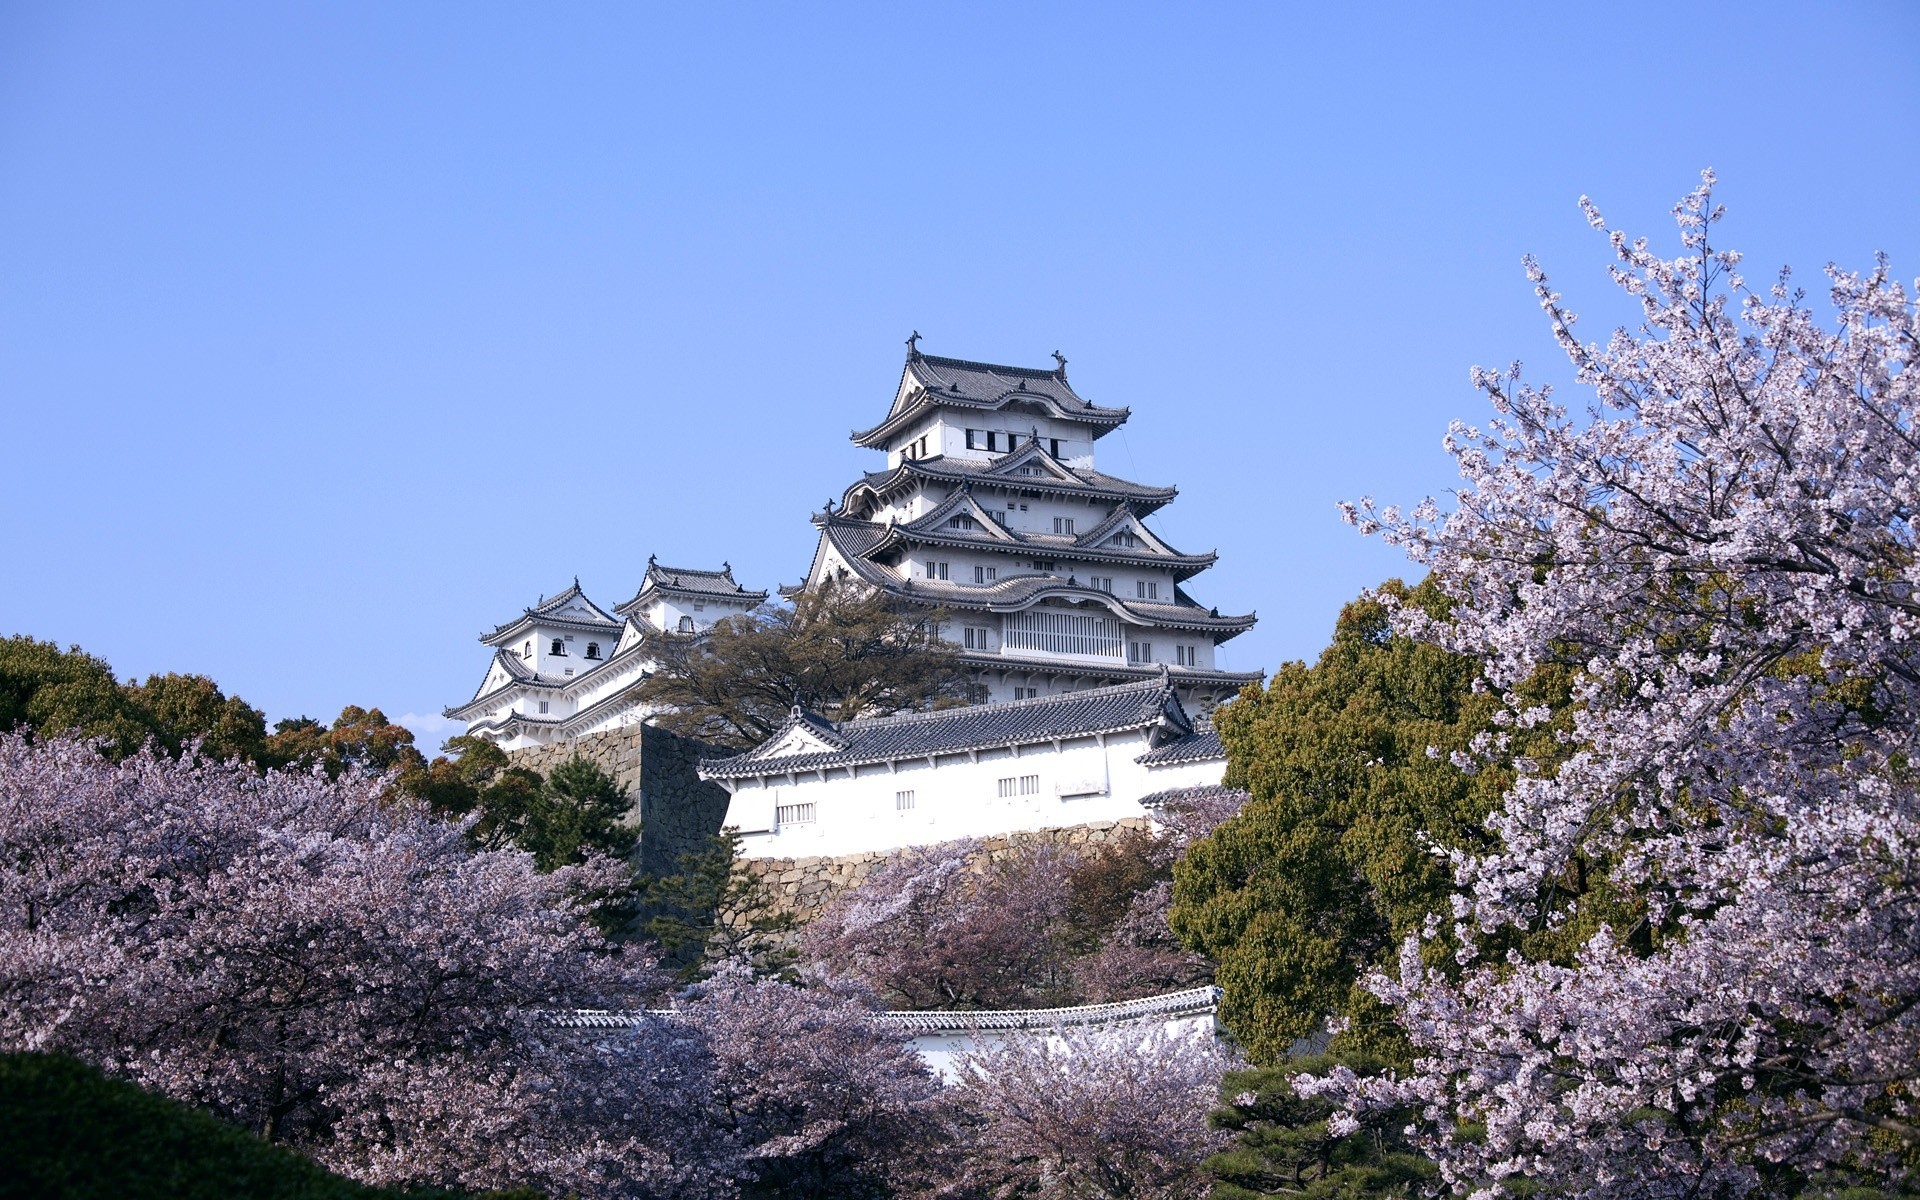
1169, 578, 1569, 1066
635, 577, 977, 749
1321, 176, 1920, 1196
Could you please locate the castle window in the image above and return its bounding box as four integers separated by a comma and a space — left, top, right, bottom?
1049, 438, 1063, 457
776, 802, 816, 827
1014, 687, 1038, 700
586, 642, 600, 660
523, 641, 532, 659
895, 790, 915, 812
538, 700, 551, 714
985, 432, 999, 452
923, 560, 949, 581
1029, 559, 1056, 572
1136, 580, 1160, 600
949, 514, 975, 531
1128, 640, 1153, 664
965, 429, 980, 450
551, 638, 566, 655
963, 626, 991, 650
1176, 644, 1197, 666
1052, 517, 1076, 535
677, 615, 695, 633
974, 565, 997, 583
997, 774, 1041, 798
1112, 531, 1138, 549
1089, 576, 1113, 593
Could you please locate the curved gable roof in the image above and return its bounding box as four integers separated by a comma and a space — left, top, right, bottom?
701, 676, 1192, 780
853, 348, 1130, 448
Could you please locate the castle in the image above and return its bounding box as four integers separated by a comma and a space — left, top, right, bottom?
447, 341, 1261, 860
802, 338, 1259, 709
445, 561, 765, 752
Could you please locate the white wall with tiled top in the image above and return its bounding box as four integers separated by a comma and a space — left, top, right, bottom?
714, 727, 1222, 859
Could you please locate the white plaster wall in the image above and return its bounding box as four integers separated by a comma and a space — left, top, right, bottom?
909, 1010, 1219, 1084
720, 730, 1224, 859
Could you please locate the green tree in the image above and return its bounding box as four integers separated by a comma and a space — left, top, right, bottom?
1204, 1056, 1433, 1200
0, 1051, 499, 1200
1170, 579, 1571, 1065
635, 577, 977, 749
260, 706, 426, 778
522, 755, 635, 872
0, 635, 152, 754
124, 673, 269, 764
635, 830, 795, 980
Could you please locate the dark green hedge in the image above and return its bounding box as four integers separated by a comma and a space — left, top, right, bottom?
0, 1052, 521, 1200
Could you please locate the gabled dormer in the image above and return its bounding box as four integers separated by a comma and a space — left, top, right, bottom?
1079, 506, 1180, 558
980, 439, 1084, 485
757, 708, 850, 759
901, 487, 1021, 543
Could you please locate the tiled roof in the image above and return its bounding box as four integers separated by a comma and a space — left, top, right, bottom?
952, 650, 1265, 691
444, 633, 657, 720
873, 985, 1221, 1034
614, 557, 767, 617
481, 579, 623, 643
1136, 783, 1249, 810
700, 676, 1193, 780
881, 505, 1218, 579
1134, 726, 1226, 765
542, 985, 1221, 1035
854, 349, 1131, 448
814, 519, 1255, 638
844, 454, 1177, 516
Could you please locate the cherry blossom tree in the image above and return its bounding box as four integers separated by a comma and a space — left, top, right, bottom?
801, 839, 1077, 1009
0, 734, 719, 1198
687, 966, 962, 1199
950, 1024, 1235, 1200
1329, 174, 1920, 1196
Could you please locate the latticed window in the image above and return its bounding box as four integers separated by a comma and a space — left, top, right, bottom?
776, 802, 816, 826
1004, 610, 1121, 658
996, 775, 1040, 798
677, 616, 695, 633
895, 790, 915, 811
551, 638, 565, 655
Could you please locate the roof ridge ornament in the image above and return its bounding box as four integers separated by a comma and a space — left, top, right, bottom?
1051, 350, 1067, 377
906, 330, 922, 360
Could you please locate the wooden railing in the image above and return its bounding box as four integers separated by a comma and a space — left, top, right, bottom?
1002, 610, 1123, 659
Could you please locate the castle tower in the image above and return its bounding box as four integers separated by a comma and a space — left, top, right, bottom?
447, 562, 766, 750
800, 342, 1260, 708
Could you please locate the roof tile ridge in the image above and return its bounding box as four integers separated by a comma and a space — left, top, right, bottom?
841, 676, 1167, 730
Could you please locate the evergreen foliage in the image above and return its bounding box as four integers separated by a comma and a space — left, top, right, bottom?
0, 1051, 500, 1200
1203, 1056, 1432, 1200
634, 830, 796, 980
1170, 578, 1568, 1065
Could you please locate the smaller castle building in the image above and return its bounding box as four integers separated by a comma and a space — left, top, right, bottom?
447, 560, 765, 751
698, 673, 1226, 859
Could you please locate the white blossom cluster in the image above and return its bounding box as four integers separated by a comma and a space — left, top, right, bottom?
1331, 173, 1920, 1196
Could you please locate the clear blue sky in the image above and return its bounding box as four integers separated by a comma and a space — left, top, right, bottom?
3, 3, 1916, 751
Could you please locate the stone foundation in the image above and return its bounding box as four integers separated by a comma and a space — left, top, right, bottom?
508, 723, 732, 879
737, 817, 1155, 928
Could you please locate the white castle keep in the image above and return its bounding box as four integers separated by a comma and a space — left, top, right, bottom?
448, 342, 1262, 854
806, 340, 1259, 710
446, 560, 765, 751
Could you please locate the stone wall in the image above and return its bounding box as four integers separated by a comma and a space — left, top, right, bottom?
737, 817, 1155, 929
508, 723, 732, 879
